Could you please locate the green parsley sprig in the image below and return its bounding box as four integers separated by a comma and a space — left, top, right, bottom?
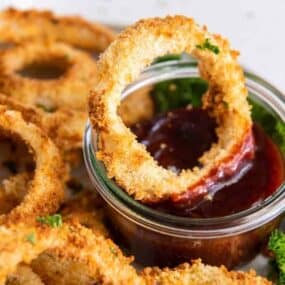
36, 214, 63, 228
196, 38, 220, 54
268, 230, 285, 284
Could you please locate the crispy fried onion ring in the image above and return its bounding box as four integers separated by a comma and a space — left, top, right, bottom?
0, 223, 141, 285
0, 41, 96, 153
0, 106, 66, 224
0, 41, 97, 110
0, 223, 271, 285
0, 7, 115, 52
89, 16, 254, 203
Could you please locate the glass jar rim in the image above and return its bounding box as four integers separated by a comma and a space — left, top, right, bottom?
84, 59, 285, 239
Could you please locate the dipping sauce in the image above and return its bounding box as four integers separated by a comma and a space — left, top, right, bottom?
131, 107, 285, 217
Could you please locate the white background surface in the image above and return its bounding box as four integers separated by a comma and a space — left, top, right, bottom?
0, 0, 284, 92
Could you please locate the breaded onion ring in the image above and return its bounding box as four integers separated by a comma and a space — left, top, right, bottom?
89, 16, 254, 203
0, 223, 141, 285
0, 7, 115, 52
0, 41, 97, 110
0, 41, 97, 154
0, 222, 271, 285
0, 107, 66, 224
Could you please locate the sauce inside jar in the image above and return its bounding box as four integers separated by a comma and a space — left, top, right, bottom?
131, 107, 285, 217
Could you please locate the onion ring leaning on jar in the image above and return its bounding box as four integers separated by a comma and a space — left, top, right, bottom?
89, 16, 254, 204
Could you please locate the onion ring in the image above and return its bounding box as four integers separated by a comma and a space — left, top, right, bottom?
0, 40, 97, 110
0, 223, 271, 285
0, 106, 66, 224
89, 16, 254, 203
0, 7, 115, 52
0, 222, 140, 285
0, 40, 97, 155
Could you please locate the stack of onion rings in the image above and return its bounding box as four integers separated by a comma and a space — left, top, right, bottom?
0, 8, 115, 159
89, 16, 254, 204
0, 221, 271, 285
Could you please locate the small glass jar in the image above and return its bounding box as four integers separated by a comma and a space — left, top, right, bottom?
84, 60, 285, 269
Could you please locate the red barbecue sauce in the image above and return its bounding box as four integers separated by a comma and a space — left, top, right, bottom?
131, 107, 285, 217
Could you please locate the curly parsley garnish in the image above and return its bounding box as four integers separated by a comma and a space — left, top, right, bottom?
26, 232, 36, 245
196, 38, 220, 54
36, 214, 63, 228
151, 77, 208, 113
268, 230, 285, 284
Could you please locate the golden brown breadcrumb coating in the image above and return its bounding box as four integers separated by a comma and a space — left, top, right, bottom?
0, 221, 271, 285
0, 41, 96, 111
142, 259, 272, 285
0, 41, 95, 155
0, 107, 66, 225
0, 7, 115, 52
0, 223, 141, 285
89, 16, 253, 202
